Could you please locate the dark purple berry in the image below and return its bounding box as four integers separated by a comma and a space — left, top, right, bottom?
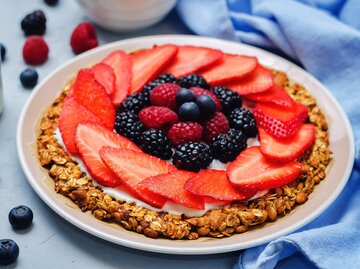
178, 102, 201, 122
176, 88, 196, 104
20, 68, 38, 89
8, 205, 33, 230
0, 239, 19, 265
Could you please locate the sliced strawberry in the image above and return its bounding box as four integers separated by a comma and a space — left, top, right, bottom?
185, 170, 256, 201
253, 102, 308, 138
225, 65, 274, 95
75, 123, 141, 187
200, 54, 257, 85
71, 69, 115, 129
58, 97, 103, 155
140, 170, 205, 210
243, 85, 294, 107
91, 63, 116, 97
163, 46, 223, 78
100, 148, 176, 208
102, 50, 132, 106
130, 45, 178, 94
259, 124, 316, 162
227, 146, 302, 191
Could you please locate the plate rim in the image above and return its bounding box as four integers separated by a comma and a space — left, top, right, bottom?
17, 34, 355, 255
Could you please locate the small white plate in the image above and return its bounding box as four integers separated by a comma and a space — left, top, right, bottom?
17, 35, 354, 255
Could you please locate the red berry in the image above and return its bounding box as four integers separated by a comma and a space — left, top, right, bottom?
100, 148, 176, 208
150, 83, 180, 110
227, 146, 302, 191
22, 35, 49, 65
70, 22, 98, 55
253, 102, 308, 138
140, 170, 204, 210
138, 106, 178, 129
167, 122, 203, 147
75, 123, 141, 187
189, 87, 222, 110
203, 112, 230, 143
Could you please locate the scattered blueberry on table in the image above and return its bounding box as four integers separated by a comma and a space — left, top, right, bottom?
44, 0, 59, 6
0, 239, 19, 265
9, 205, 34, 229
20, 69, 39, 89
0, 43, 6, 61
21, 10, 47, 36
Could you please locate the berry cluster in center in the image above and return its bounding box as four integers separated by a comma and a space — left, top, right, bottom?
114, 73, 258, 172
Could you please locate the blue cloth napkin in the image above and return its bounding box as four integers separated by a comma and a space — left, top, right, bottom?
177, 1, 360, 268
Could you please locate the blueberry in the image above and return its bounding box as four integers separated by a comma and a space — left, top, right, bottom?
0, 43, 6, 61
0, 239, 19, 265
20, 69, 38, 89
196, 94, 216, 117
178, 102, 201, 121
9, 205, 33, 230
44, 0, 59, 6
176, 88, 196, 104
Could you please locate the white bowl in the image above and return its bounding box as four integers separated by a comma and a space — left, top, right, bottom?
75, 0, 177, 31
17, 35, 354, 255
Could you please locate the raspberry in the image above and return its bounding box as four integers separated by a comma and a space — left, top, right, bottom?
70, 22, 98, 55
203, 112, 230, 143
149, 83, 180, 110
189, 87, 221, 111
167, 122, 203, 147
22, 36, 49, 65
138, 106, 178, 129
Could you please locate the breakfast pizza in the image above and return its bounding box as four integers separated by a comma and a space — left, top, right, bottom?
37, 44, 331, 239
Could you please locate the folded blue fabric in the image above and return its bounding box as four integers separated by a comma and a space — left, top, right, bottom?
177, 1, 360, 268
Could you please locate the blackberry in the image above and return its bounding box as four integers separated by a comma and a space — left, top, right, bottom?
142, 73, 176, 97
114, 111, 145, 142
210, 129, 247, 163
172, 142, 213, 172
21, 10, 46, 36
211, 86, 242, 114
177, 74, 210, 89
228, 108, 258, 137
118, 93, 148, 113
139, 129, 172, 160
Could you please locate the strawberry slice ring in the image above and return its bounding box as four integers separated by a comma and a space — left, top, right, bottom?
31, 40, 335, 243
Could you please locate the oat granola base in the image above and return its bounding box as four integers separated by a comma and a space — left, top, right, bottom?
37, 69, 332, 240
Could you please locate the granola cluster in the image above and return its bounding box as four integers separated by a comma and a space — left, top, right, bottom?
36, 70, 331, 240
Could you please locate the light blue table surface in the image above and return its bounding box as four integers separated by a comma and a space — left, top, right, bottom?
0, 1, 312, 268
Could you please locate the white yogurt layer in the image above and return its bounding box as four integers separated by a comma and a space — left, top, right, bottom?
54, 128, 267, 217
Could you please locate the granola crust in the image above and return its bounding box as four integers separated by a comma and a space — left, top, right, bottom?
37, 69, 331, 240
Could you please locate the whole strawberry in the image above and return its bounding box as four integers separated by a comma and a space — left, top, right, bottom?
70, 22, 98, 55
203, 112, 230, 143
150, 83, 180, 110
138, 106, 178, 129
167, 122, 203, 147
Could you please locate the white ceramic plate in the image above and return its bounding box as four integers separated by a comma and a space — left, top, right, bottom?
17, 35, 354, 255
